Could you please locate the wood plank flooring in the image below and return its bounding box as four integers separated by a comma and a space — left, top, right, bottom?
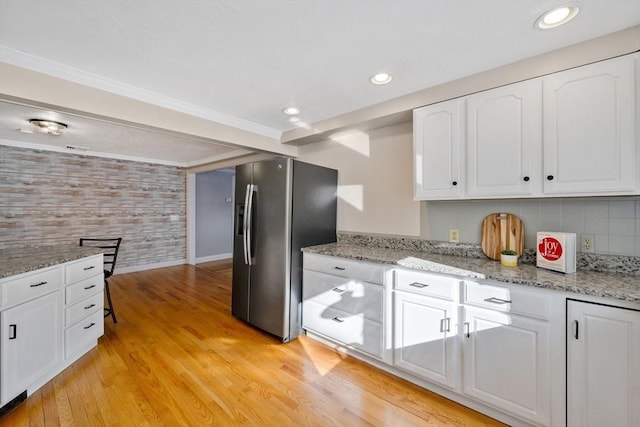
1, 261, 505, 426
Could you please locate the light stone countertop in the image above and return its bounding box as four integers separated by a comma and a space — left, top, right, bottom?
303, 242, 640, 304
0, 246, 104, 279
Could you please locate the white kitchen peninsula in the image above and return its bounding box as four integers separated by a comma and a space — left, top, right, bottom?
0, 246, 104, 414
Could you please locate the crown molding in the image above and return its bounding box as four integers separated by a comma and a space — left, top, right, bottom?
0, 45, 282, 140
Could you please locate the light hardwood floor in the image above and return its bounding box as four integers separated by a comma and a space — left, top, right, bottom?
1, 261, 505, 426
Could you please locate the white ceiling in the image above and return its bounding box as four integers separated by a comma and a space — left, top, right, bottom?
0, 0, 639, 165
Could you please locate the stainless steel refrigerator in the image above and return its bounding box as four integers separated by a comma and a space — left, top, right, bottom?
232, 158, 337, 342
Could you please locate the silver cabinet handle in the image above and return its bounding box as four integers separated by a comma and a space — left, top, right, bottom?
331, 287, 345, 293
332, 317, 344, 323
30, 281, 47, 288
409, 282, 428, 288
484, 297, 512, 304
440, 317, 451, 333
464, 322, 470, 338
83, 265, 96, 271
573, 320, 579, 339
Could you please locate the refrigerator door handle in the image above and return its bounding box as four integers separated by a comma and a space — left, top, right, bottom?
246, 184, 256, 265
243, 184, 251, 264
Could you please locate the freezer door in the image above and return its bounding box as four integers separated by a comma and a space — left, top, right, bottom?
248, 158, 291, 340
231, 162, 253, 321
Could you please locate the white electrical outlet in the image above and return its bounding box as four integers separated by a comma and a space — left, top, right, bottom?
170, 215, 179, 222
449, 228, 460, 243
581, 234, 594, 253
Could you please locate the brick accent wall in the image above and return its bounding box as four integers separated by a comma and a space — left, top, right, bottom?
0, 145, 186, 269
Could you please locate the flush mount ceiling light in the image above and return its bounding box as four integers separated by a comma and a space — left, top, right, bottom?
29, 119, 68, 135
370, 72, 393, 85
282, 107, 300, 116
535, 4, 580, 29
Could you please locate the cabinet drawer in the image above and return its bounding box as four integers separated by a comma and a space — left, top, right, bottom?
304, 253, 385, 284
65, 292, 103, 327
395, 269, 460, 301
302, 300, 383, 358
64, 309, 104, 359
65, 275, 104, 306
65, 255, 103, 285
464, 281, 550, 320
1, 267, 62, 309
303, 270, 383, 322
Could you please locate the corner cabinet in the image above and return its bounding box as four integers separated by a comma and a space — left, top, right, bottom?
543, 54, 638, 194
567, 300, 640, 427
413, 52, 639, 200
413, 98, 464, 199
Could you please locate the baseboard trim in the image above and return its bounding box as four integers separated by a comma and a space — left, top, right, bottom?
115, 259, 187, 274
196, 253, 232, 264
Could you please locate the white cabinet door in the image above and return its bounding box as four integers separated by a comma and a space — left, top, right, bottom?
1, 291, 63, 405
466, 79, 542, 197
567, 301, 640, 427
462, 306, 550, 426
394, 291, 458, 389
413, 98, 464, 200
543, 53, 638, 195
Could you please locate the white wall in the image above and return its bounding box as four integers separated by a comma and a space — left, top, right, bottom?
195, 170, 234, 261
297, 122, 421, 237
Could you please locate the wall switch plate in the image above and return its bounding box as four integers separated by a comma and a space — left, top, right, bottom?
449, 228, 460, 243
581, 234, 594, 253
170, 214, 179, 222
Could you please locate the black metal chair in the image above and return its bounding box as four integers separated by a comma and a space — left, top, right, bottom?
79, 238, 122, 323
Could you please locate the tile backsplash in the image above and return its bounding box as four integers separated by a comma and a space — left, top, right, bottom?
424, 197, 640, 256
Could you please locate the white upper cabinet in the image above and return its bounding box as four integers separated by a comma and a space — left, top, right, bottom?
543, 54, 638, 195
413, 52, 639, 200
466, 80, 542, 197
413, 98, 464, 199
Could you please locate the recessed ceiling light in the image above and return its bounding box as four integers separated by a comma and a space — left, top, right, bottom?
282, 107, 300, 116
535, 4, 580, 29
370, 72, 393, 85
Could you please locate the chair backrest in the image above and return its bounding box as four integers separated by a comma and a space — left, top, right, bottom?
79, 238, 122, 275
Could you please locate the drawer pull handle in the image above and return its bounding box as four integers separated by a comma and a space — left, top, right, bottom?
333, 266, 346, 271
332, 317, 344, 323
83, 266, 96, 271
84, 303, 96, 310
573, 320, 579, 340
30, 281, 47, 288
409, 282, 428, 288
84, 284, 97, 290
484, 297, 511, 304
332, 287, 345, 293
9, 324, 17, 340
464, 322, 470, 338
440, 317, 451, 333
84, 322, 96, 330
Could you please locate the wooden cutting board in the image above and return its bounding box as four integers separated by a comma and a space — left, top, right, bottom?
481, 213, 524, 260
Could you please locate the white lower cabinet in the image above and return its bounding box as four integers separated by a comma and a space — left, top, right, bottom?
567, 300, 640, 427
462, 306, 550, 425
0, 253, 104, 409
0, 291, 63, 406
394, 291, 458, 388
302, 253, 386, 360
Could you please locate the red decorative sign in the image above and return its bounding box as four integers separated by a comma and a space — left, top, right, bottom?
538, 237, 563, 261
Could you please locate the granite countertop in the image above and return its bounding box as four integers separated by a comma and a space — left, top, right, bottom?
303, 242, 640, 304
0, 246, 104, 279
